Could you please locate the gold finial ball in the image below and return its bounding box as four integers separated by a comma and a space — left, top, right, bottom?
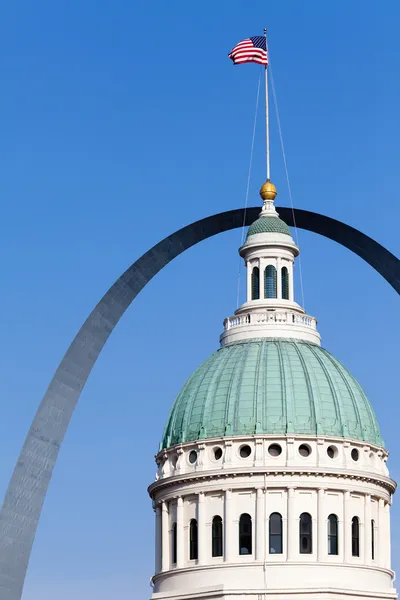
260, 180, 277, 201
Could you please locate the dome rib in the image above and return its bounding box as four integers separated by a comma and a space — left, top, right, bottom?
305, 343, 345, 437
160, 339, 383, 449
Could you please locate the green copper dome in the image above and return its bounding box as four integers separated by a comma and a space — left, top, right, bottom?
246, 215, 292, 239
161, 339, 382, 449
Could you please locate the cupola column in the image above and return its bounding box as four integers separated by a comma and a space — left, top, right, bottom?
287, 487, 296, 560
256, 487, 265, 561
197, 492, 206, 564
155, 504, 162, 573
385, 502, 391, 569
161, 501, 169, 572
176, 496, 184, 568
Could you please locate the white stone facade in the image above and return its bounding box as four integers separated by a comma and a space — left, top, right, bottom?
149, 435, 396, 600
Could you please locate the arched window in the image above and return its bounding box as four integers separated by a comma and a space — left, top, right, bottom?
352, 516, 360, 557
189, 519, 198, 560
299, 512, 312, 554
264, 265, 277, 298
172, 522, 177, 564
328, 514, 338, 555
212, 515, 223, 557
251, 267, 260, 300
269, 512, 283, 554
281, 267, 289, 300
371, 519, 375, 560
239, 513, 252, 555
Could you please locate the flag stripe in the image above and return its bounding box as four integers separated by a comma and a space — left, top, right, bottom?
228, 36, 268, 66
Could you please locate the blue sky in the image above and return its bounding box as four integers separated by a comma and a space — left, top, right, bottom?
0, 1, 399, 598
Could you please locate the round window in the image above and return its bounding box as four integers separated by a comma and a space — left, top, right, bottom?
327, 445, 338, 459
268, 443, 282, 457
299, 444, 311, 457
214, 447, 223, 460
189, 450, 198, 464
351, 448, 359, 462
239, 444, 252, 458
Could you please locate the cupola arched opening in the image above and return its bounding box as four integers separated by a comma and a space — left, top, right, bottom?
371, 519, 375, 560
251, 267, 260, 300
281, 266, 289, 299
299, 512, 312, 554
264, 265, 277, 298
269, 512, 283, 554
239, 513, 252, 555
212, 515, 223, 557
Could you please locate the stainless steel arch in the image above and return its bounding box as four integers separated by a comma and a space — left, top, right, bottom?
0, 207, 399, 599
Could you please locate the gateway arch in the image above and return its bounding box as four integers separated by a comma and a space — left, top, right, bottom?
0, 206, 399, 600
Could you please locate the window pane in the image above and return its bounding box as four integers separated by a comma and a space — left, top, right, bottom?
352, 517, 359, 557
212, 516, 223, 557
328, 514, 338, 555
269, 513, 283, 554
282, 267, 289, 299
239, 514, 252, 555
251, 268, 260, 300
299, 513, 312, 554
371, 520, 375, 560
172, 522, 177, 564
190, 519, 198, 560
265, 265, 277, 298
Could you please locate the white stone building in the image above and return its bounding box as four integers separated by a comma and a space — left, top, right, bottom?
148, 182, 397, 600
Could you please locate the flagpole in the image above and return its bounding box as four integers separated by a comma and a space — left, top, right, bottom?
264, 28, 270, 182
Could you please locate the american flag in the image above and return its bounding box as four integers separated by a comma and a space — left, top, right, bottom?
228, 36, 268, 66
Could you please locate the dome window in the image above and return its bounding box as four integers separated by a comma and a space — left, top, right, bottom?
269, 513, 283, 554
298, 444, 311, 457
239, 513, 252, 555
264, 265, 277, 299
239, 444, 252, 458
189, 450, 198, 464
299, 513, 312, 554
268, 443, 282, 457
327, 445, 338, 459
251, 267, 260, 300
213, 447, 223, 461
351, 448, 359, 462
281, 267, 289, 300
172, 522, 177, 564
189, 519, 198, 560
328, 514, 338, 555
371, 519, 375, 560
351, 516, 360, 557
212, 515, 223, 557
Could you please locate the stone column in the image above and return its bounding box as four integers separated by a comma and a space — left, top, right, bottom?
198, 492, 206, 565
289, 263, 294, 302
364, 495, 371, 565
378, 498, 385, 568
161, 501, 169, 572
225, 489, 233, 561
155, 504, 162, 573
256, 488, 265, 561
317, 488, 325, 561
247, 262, 252, 301
176, 496, 184, 568
287, 487, 296, 560
344, 491, 351, 563
385, 502, 391, 569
